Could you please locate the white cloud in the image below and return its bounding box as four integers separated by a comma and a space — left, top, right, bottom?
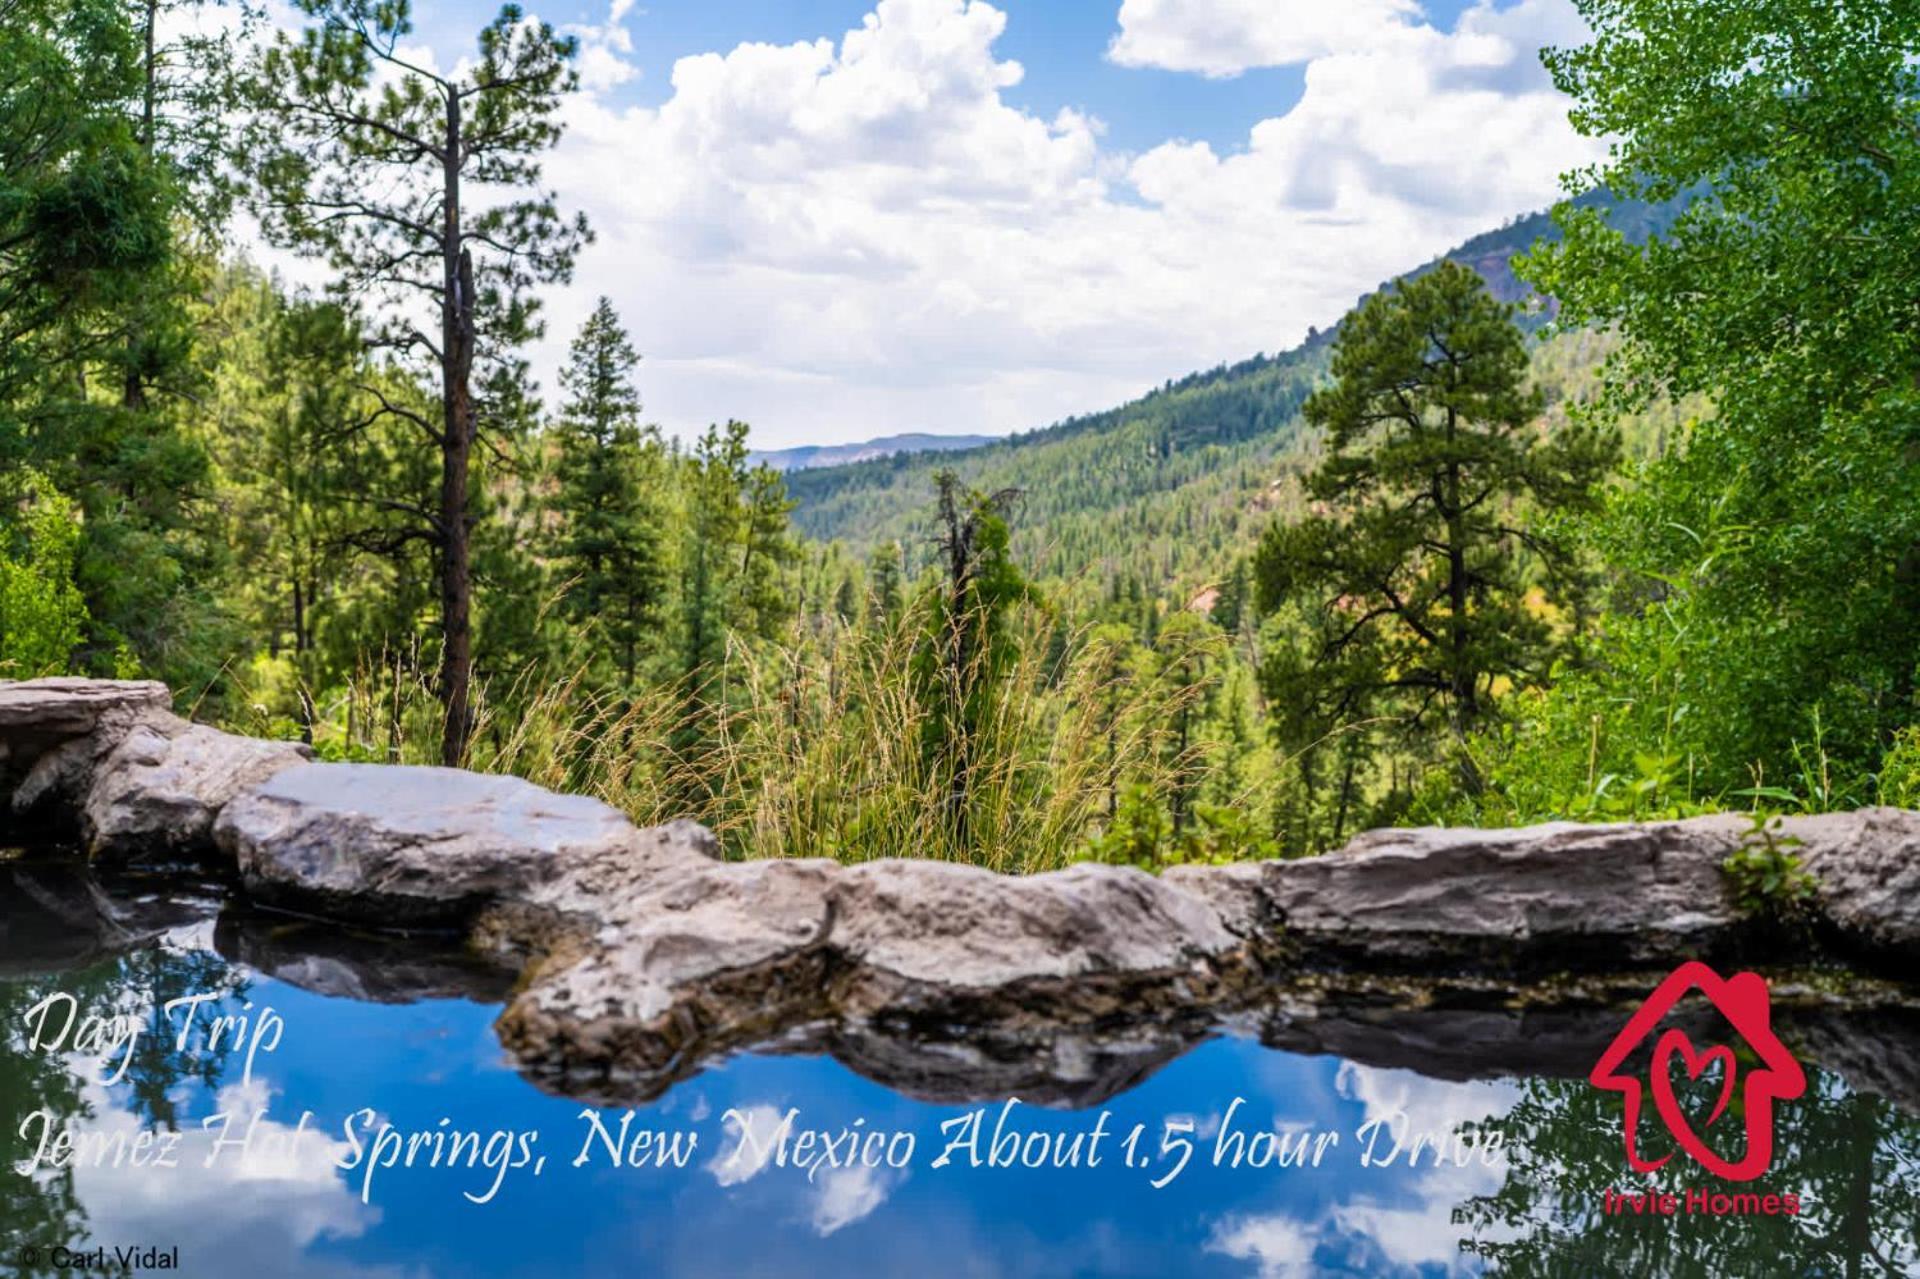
1327, 1063, 1518, 1273
1207, 1212, 1318, 1279
1203, 1066, 1517, 1277
529, 0, 1600, 448
567, 0, 642, 93
1335, 1060, 1516, 1137
61, 1081, 416, 1279
1108, 0, 1423, 78
220, 0, 1597, 449
706, 1102, 786, 1186
808, 1163, 900, 1236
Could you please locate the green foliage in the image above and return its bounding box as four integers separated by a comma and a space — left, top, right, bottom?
5, 0, 1908, 877
1252, 262, 1615, 840
0, 0, 239, 697
1721, 813, 1817, 919
235, 0, 591, 763
0, 472, 89, 677
549, 297, 667, 692
1520, 0, 1920, 796
910, 473, 1036, 844
786, 344, 1328, 598
1876, 726, 1920, 809
1081, 784, 1279, 870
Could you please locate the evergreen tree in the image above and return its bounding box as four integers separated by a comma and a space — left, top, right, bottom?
672, 420, 799, 801
237, 0, 590, 765
867, 540, 904, 630
738, 462, 800, 640
1212, 559, 1249, 640
1081, 621, 1142, 824
1252, 262, 1615, 790
0, 470, 88, 677
1154, 611, 1223, 836
0, 0, 235, 691
550, 298, 665, 692
240, 292, 364, 738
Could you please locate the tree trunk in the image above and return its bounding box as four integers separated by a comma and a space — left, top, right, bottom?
1106, 701, 1119, 823
1443, 433, 1481, 793
123, 0, 159, 412
438, 90, 475, 767
292, 576, 314, 745
1172, 687, 1191, 836
1332, 738, 1359, 844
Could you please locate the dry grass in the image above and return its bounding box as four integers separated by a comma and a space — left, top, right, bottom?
245, 597, 1201, 871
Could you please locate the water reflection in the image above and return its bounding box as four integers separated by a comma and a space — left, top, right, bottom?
1, 867, 1917, 1278
1461, 1072, 1920, 1276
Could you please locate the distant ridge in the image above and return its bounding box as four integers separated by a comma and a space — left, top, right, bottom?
781, 188, 1686, 573
752, 432, 997, 472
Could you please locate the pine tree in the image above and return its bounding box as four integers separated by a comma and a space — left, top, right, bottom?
240, 292, 364, 739
866, 540, 904, 631
1252, 262, 1615, 791
1154, 611, 1223, 836
237, 0, 590, 765
672, 420, 799, 801
0, 0, 235, 692
1212, 559, 1249, 641
832, 573, 858, 625
1081, 621, 1142, 825
550, 298, 665, 693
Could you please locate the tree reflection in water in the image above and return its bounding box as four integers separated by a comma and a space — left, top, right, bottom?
5, 860, 1920, 1279
0, 876, 248, 1279
1457, 1066, 1920, 1276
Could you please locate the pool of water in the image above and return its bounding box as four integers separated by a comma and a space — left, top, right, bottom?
3, 869, 1918, 1277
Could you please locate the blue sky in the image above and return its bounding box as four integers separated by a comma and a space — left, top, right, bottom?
328, 0, 1597, 448
474, 0, 1486, 154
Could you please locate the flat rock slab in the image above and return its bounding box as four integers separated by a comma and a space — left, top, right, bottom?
216, 762, 645, 927
496, 810, 1920, 1106
1, 679, 174, 832
1168, 814, 1756, 968
0, 678, 170, 743
495, 854, 1253, 1103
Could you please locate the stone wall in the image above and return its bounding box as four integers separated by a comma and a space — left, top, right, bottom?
5, 677, 1918, 1107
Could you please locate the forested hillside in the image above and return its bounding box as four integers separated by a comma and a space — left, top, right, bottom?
791, 340, 1325, 592
751, 433, 995, 473
5, 0, 1912, 882
783, 190, 1682, 599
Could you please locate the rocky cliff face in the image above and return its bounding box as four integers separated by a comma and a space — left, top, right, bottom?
5, 677, 1919, 1110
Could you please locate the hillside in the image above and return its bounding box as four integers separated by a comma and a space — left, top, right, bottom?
751, 432, 996, 472
783, 191, 1682, 599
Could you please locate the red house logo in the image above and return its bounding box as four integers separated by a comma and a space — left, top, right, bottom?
1589, 961, 1804, 1181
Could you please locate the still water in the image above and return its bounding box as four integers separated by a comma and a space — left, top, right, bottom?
2, 874, 1917, 1278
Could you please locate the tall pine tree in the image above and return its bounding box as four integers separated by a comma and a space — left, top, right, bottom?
1253, 262, 1615, 791
237, 0, 589, 764
550, 298, 665, 693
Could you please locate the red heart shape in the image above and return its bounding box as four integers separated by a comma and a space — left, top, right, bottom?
1650, 1028, 1738, 1155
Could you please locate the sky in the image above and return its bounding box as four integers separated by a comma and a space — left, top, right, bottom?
260, 0, 1605, 450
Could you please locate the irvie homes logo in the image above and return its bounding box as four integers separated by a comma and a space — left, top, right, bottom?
1589, 961, 1806, 1218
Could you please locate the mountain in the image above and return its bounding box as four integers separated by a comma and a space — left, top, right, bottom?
783, 191, 1684, 599
752, 433, 997, 472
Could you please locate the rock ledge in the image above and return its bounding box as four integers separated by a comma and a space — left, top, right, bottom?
5, 677, 1919, 1106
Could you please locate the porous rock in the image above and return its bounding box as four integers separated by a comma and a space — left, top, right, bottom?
1170, 814, 1756, 969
